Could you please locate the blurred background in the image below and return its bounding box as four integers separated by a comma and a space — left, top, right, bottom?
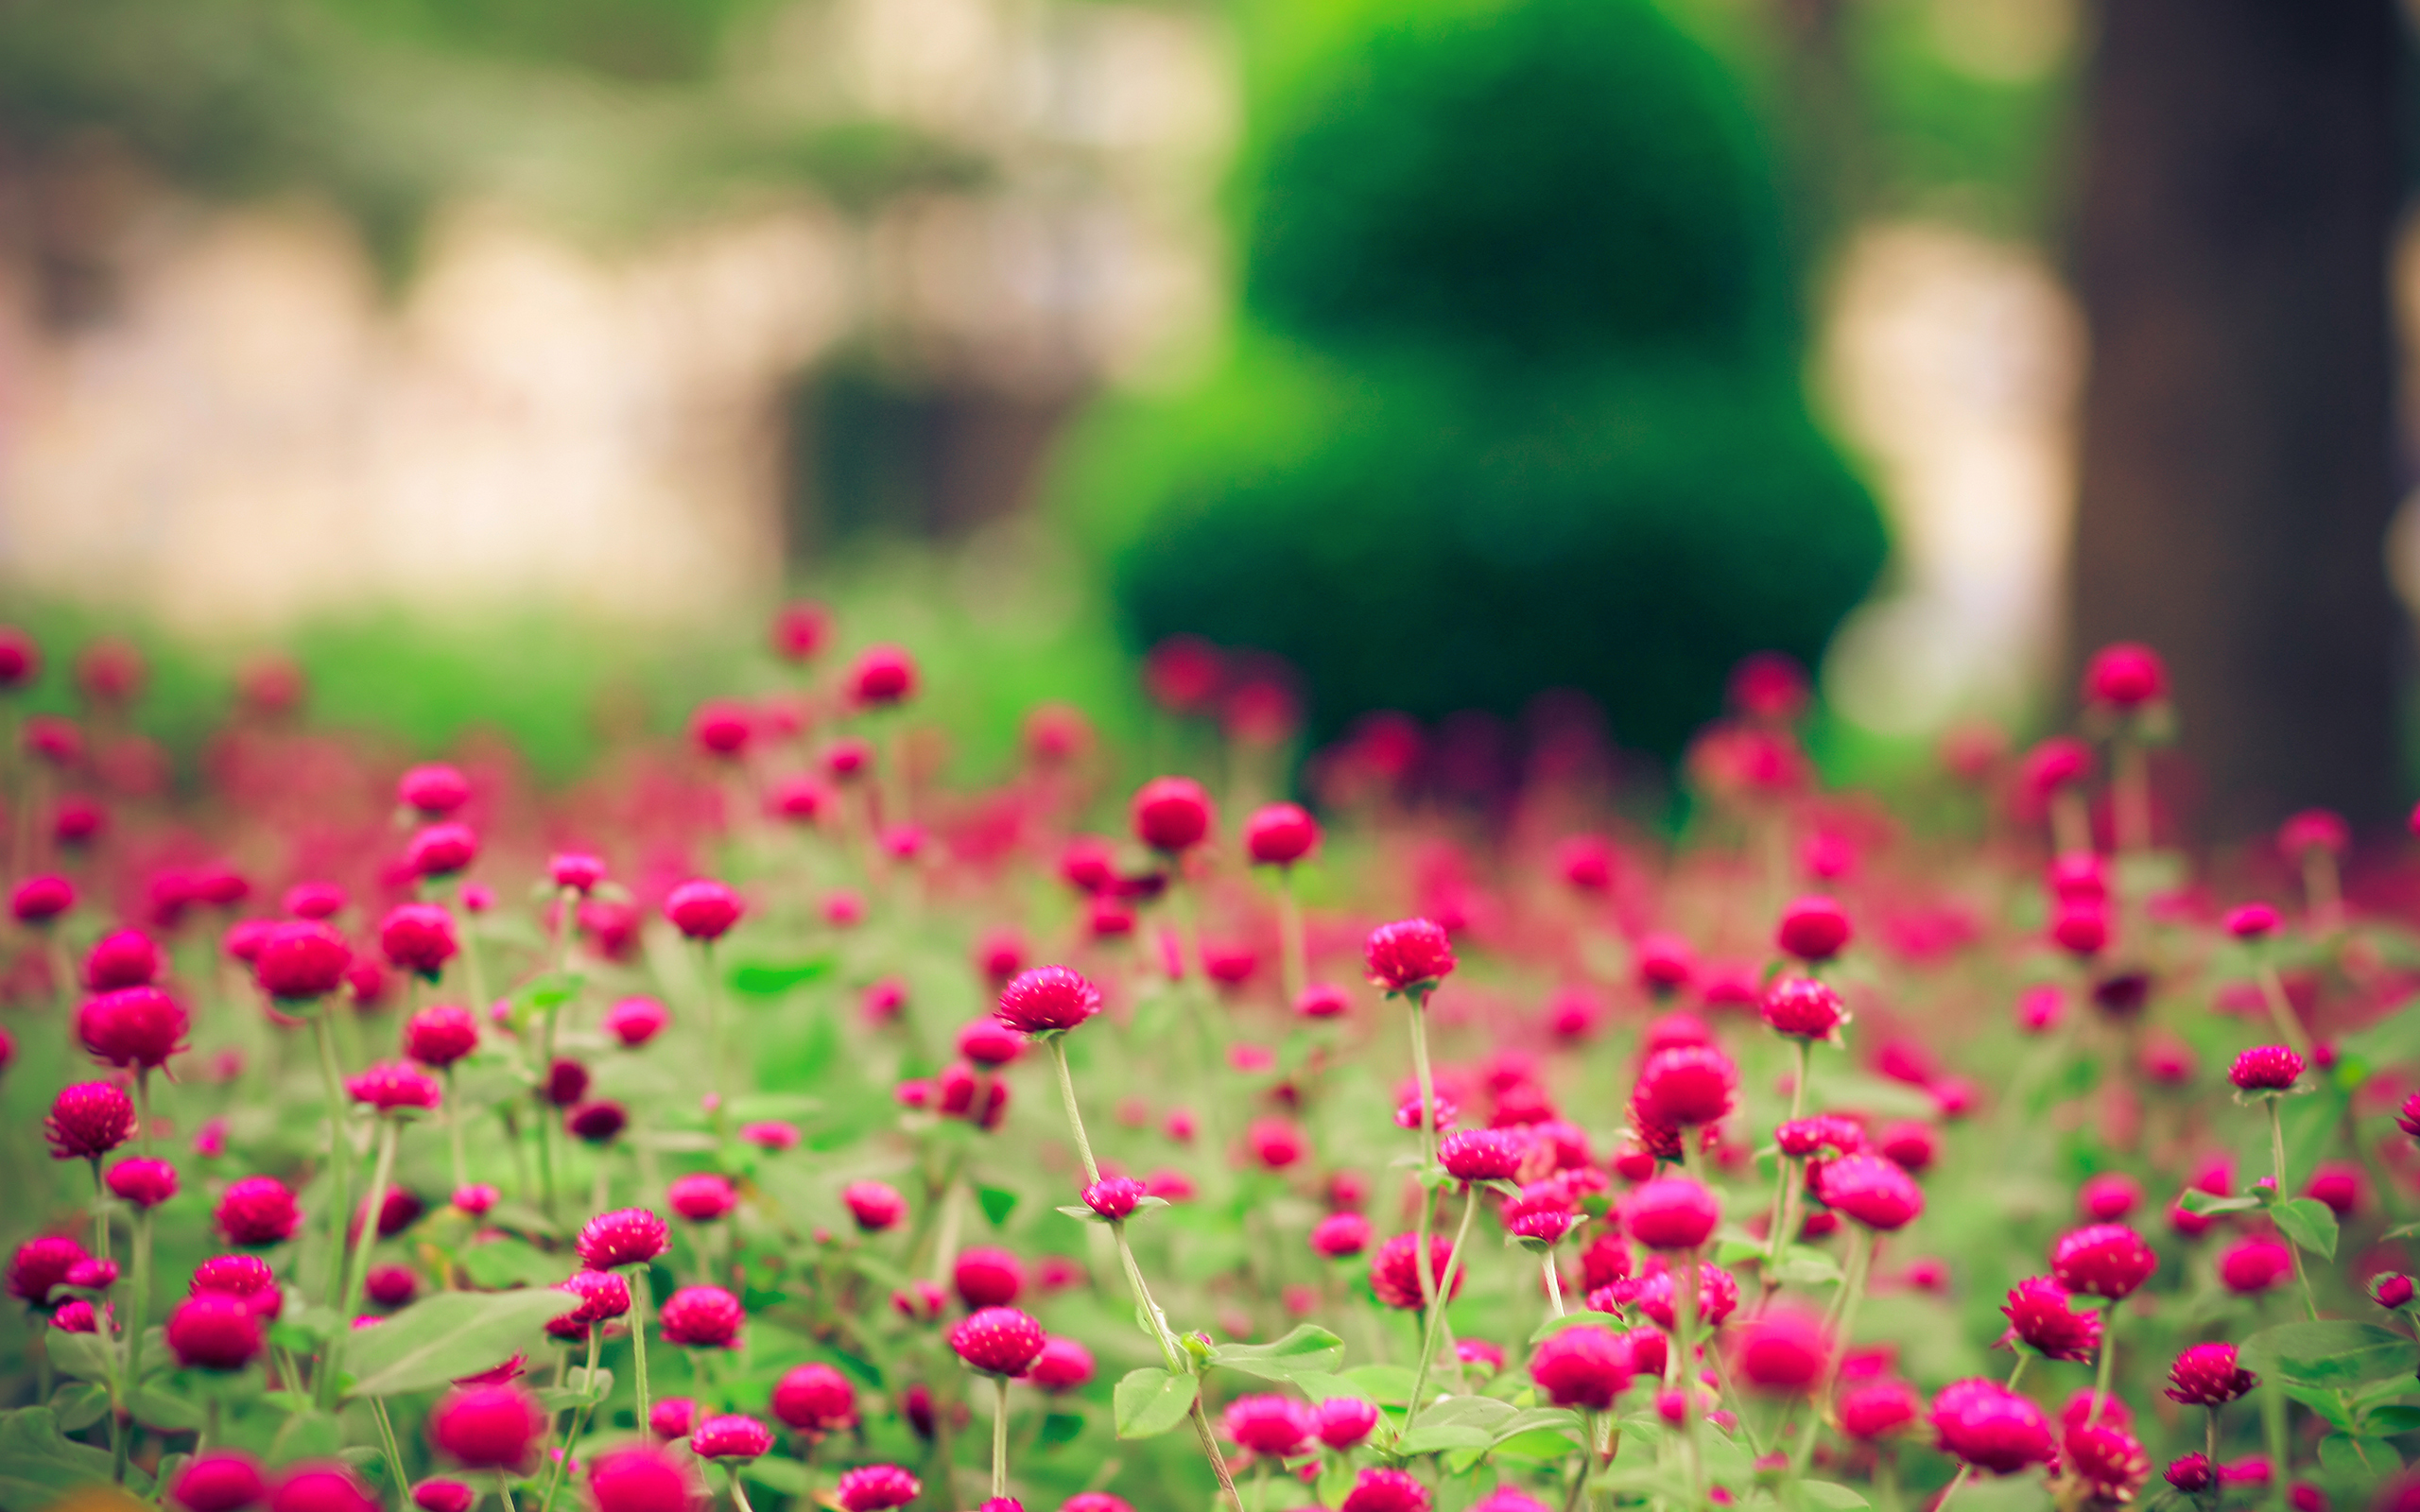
0, 0, 2410, 836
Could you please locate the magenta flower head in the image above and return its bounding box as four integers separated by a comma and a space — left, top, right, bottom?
953, 1247, 1026, 1309
2219, 1237, 2293, 1295
1312, 1396, 1379, 1451
1775, 895, 1852, 963
1311, 1213, 1372, 1259
192, 1256, 281, 1316
405, 1005, 479, 1069
9, 1236, 87, 1306
834, 1466, 921, 1512
841, 1180, 906, 1232
380, 904, 458, 980
167, 1292, 267, 1370
398, 765, 471, 818
1439, 1128, 1529, 1182
1370, 1232, 1462, 1310
544, 1270, 631, 1340
849, 644, 917, 707
2225, 902, 2281, 941
255, 922, 352, 1003
551, 852, 608, 894
108, 1157, 179, 1209
172, 1452, 268, 1512
2229, 1045, 2303, 1092
1623, 1177, 1720, 1251
2083, 643, 2166, 710
1930, 1379, 2055, 1474
770, 1364, 856, 1433
78, 985, 188, 1069
2375, 1273, 2415, 1311
46, 1081, 136, 1161
12, 874, 75, 926
2166, 1342, 2256, 1405
2164, 1454, 2214, 1494
86, 929, 163, 991
949, 1306, 1046, 1375
688, 701, 752, 761
604, 997, 669, 1047
658, 1286, 745, 1349
1633, 1045, 1737, 1128
689, 1416, 772, 1462
217, 1177, 302, 1247
1364, 919, 1457, 995
1244, 803, 1320, 866
429, 1384, 544, 1471
2051, 1224, 2157, 1299
587, 1448, 700, 1512
664, 881, 741, 943
1998, 1277, 2100, 1362
1223, 1395, 1311, 1456
996, 965, 1101, 1035
412, 1485, 474, 1512
770, 601, 829, 662
1809, 1153, 1925, 1231
1729, 1309, 1833, 1394
577, 1209, 669, 1271
666, 1175, 736, 1223
2065, 1420, 2151, 1499
1129, 775, 1213, 855
1528, 1323, 1631, 1409
1028, 1336, 1094, 1392
348, 1062, 443, 1115
1839, 1380, 1923, 1441
405, 823, 479, 881
1340, 1469, 1430, 1512
1082, 1177, 1145, 1220
1761, 977, 1847, 1042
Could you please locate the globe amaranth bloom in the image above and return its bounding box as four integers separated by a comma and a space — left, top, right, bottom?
9, 1236, 90, 1305
1633, 1045, 1737, 1128
1027, 1336, 1094, 1392
170, 1452, 267, 1512
849, 644, 917, 707
255, 922, 353, 1002
2051, 1224, 2157, 1299
1364, 919, 1456, 994
406, 823, 478, 879
1439, 1127, 1529, 1182
2229, 1045, 2304, 1092
1311, 1213, 1372, 1259
2064, 1420, 2151, 1499
428, 1384, 544, 1471
841, 1180, 906, 1231
108, 1157, 179, 1209
1369, 1233, 1462, 1310
347, 1062, 443, 1114
217, 1177, 302, 1247
2166, 1342, 2256, 1405
995, 965, 1101, 1034
1728, 1309, 1832, 1394
604, 997, 669, 1047
1245, 803, 1320, 866
1808, 1153, 1925, 1232
657, 1286, 745, 1349
949, 1306, 1046, 1375
1222, 1395, 1311, 1456
688, 1416, 772, 1461
833, 1466, 921, 1512
1998, 1278, 2100, 1362
544, 1270, 631, 1340
665, 880, 742, 942
1130, 776, 1212, 853
79, 986, 188, 1069
1633, 1263, 1740, 1331
1775, 895, 1853, 963
576, 1209, 669, 1271
86, 929, 164, 991
1623, 1177, 1720, 1251
953, 1247, 1025, 1309
1930, 1379, 2055, 1474
1313, 1396, 1379, 1451
1839, 1380, 1923, 1441
379, 904, 458, 980
404, 1005, 479, 1069
2083, 643, 2166, 709
46, 1081, 136, 1161
192, 1255, 283, 1318
666, 1174, 736, 1223
1340, 1469, 1430, 1512
1081, 1177, 1145, 1220
1761, 976, 1847, 1041
1528, 1323, 1631, 1409
770, 1363, 856, 1432
167, 1293, 266, 1370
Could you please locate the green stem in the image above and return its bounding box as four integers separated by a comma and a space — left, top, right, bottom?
1049, 1040, 1102, 1185
2256, 963, 2311, 1058
627, 1263, 655, 1429
110, 1206, 154, 1484
1544, 1252, 1566, 1317
992, 1373, 1011, 1499
539, 1329, 602, 1512
2268, 1098, 2322, 1322
313, 1013, 356, 1314
1404, 1186, 1478, 1431
1406, 989, 1443, 1324
2088, 1297, 2120, 1424
370, 1396, 408, 1494
1675, 1246, 1703, 1508
321, 1117, 400, 1410
445, 1068, 469, 1194
725, 1468, 754, 1512
699, 941, 728, 1134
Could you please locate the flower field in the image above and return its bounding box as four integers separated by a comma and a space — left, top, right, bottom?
3, 619, 2418, 1512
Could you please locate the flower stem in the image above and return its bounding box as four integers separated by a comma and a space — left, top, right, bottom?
992, 1373, 1011, 1499
2088, 1297, 2121, 1424
1275, 868, 1306, 1009
2255, 962, 2311, 1057
370, 1396, 408, 1494
1048, 1040, 1101, 1185
627, 1263, 655, 1429
1544, 1253, 1566, 1317
540, 1329, 602, 1512
445, 1068, 469, 1194
2267, 1097, 2322, 1321
1404, 1186, 1478, 1431
313, 1012, 355, 1315
110, 1205, 153, 1485
1674, 1246, 1703, 1506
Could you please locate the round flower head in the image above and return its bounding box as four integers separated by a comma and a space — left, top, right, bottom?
254, 922, 352, 1002
194, 1255, 283, 1317
1223, 1395, 1310, 1456
566, 1101, 628, 1145
770, 1363, 856, 1433
1775, 895, 1852, 962
2065, 1420, 2152, 1499
172, 1452, 268, 1512
576, 1209, 669, 1271
1439, 1127, 1529, 1182
1369, 1232, 1462, 1310
1082, 1176, 1145, 1220
954, 1246, 1026, 1309
9, 1236, 89, 1306
396, 764, 470, 817
949, 1306, 1046, 1375
1311, 1213, 1372, 1258
1809, 1153, 1925, 1231
2165, 1455, 2214, 1493
167, 1292, 266, 1370
1364, 919, 1456, 993
107, 1156, 178, 1209
841, 1180, 906, 1231
2375, 1273, 2415, 1310
664, 880, 742, 942
2219, 1237, 2294, 1295
348, 1061, 443, 1114
86, 930, 163, 991
666, 1174, 735, 1223
1130, 775, 1213, 853
544, 1270, 631, 1340
1244, 803, 1320, 866
2229, 1045, 2303, 1091
1624, 1177, 1720, 1251
1340, 1469, 1430, 1512
46, 1081, 136, 1161
1313, 1396, 1379, 1451
587, 1449, 699, 1512
648, 1400, 696, 1440
1633, 1044, 1737, 1127
2166, 1342, 2256, 1405
1729, 1309, 1832, 1394
79, 986, 188, 1069
603, 997, 669, 1047
405, 1005, 480, 1068
995, 965, 1101, 1034
1633, 1264, 1740, 1330
2084, 643, 2166, 708
2051, 1224, 2157, 1299
1027, 1336, 1094, 1392
1839, 1380, 1923, 1441
270, 1468, 379, 1512
849, 644, 916, 706
1930, 1378, 2055, 1474
11, 873, 75, 925
216, 1177, 302, 1247
1998, 1277, 2100, 1362
412, 1484, 474, 1512
402, 823, 477, 881
689, 1416, 772, 1461
1761, 976, 1847, 1041
658, 1286, 745, 1349
429, 1384, 544, 1471
379, 904, 458, 979
834, 1466, 921, 1512
1528, 1323, 1631, 1409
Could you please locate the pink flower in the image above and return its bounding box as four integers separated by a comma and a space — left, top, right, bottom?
688, 1416, 772, 1461
1244, 804, 1320, 866
398, 765, 471, 817
1439, 1128, 1527, 1182
604, 997, 669, 1047
1311, 1213, 1372, 1259
255, 922, 352, 1001
347, 1062, 442, 1114
10, 1237, 90, 1306
78, 986, 187, 1069
588, 1450, 700, 1512
2083, 643, 2166, 708
770, 1363, 856, 1432
2166, 1342, 2256, 1405
379, 904, 458, 979
429, 1384, 543, 1471
2051, 1224, 2157, 1299
995, 966, 1101, 1034
217, 1177, 301, 1247
834, 1466, 921, 1512
2218, 1237, 2293, 1295
1222, 1395, 1310, 1456
171, 1452, 268, 1512
1313, 1397, 1379, 1450
665, 881, 741, 942
849, 645, 917, 706
86, 929, 163, 991
544, 1271, 631, 1339
45, 1082, 136, 1161
1839, 1380, 1922, 1440
107, 1157, 179, 1209
657, 1287, 745, 1349
1364, 919, 1456, 993
166, 1293, 265, 1370
1369, 1233, 1461, 1310
1761, 977, 1846, 1040
1728, 1309, 1831, 1394
2229, 1045, 2303, 1091
1809, 1153, 1925, 1231
1027, 1337, 1094, 1392
1340, 1469, 1430, 1512
1529, 1324, 1630, 1408
1929, 1378, 2054, 1474
1998, 1277, 2100, 1362
666, 1175, 736, 1223
1623, 1177, 1720, 1251
1131, 776, 1213, 853
1633, 1045, 1737, 1128
576, 1209, 669, 1271
1775, 895, 1852, 962
842, 1181, 906, 1231
406, 823, 479, 879
953, 1247, 1025, 1309
949, 1307, 1046, 1375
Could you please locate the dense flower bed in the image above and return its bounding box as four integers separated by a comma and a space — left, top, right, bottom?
3, 620, 2419, 1512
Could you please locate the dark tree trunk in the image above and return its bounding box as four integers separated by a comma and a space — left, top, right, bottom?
2068, 0, 2404, 837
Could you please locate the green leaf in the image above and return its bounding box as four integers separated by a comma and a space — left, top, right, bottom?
131, 1385, 205, 1432
1316, 1462, 1357, 1508
42, 1332, 112, 1383
1393, 1422, 1493, 1454
269, 1410, 346, 1465
2241, 1322, 2417, 1388
2318, 1433, 2402, 1476
49, 1384, 107, 1433
1341, 1365, 1420, 1405
343, 1288, 579, 1399
1054, 1205, 1105, 1224
1797, 1484, 1872, 1511
728, 957, 835, 997
567, 1367, 614, 1401
2270, 1197, 2341, 1260
460, 1238, 572, 1291
739, 1458, 813, 1495
0, 1407, 118, 1511
2285, 1385, 2358, 1430
2177, 1189, 2262, 1216
1490, 1407, 1582, 1445
975, 1185, 1019, 1228
1039, 1412, 1085, 1447
1493, 1427, 1586, 1459
2370, 1405, 2420, 1435
1287, 1371, 1370, 1403
2336, 1006, 2420, 1074
1208, 1324, 1345, 1382
1713, 1237, 1766, 1266
1409, 1396, 1517, 1433
1529, 1312, 1616, 1345
1112, 1366, 1198, 1439
1773, 1245, 1843, 1287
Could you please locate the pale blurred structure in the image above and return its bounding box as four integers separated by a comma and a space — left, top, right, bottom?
0, 0, 1234, 634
